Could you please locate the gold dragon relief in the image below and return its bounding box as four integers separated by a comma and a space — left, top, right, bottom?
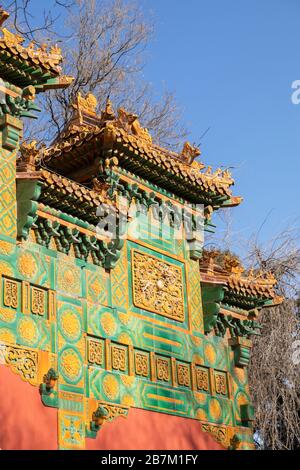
131, 250, 185, 322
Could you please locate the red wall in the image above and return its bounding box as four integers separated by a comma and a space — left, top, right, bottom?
0, 366, 224, 450
87, 408, 224, 450
0, 366, 58, 450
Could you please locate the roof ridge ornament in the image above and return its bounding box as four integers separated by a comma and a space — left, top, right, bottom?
191, 160, 205, 171
101, 97, 115, 121
255, 270, 277, 287
223, 252, 244, 275
0, 9, 9, 28
117, 107, 152, 144
17, 140, 41, 172
204, 165, 212, 175
219, 168, 233, 185
2, 27, 25, 47
180, 141, 201, 164
34, 43, 63, 69
65, 92, 100, 129
202, 249, 220, 273
76, 92, 98, 116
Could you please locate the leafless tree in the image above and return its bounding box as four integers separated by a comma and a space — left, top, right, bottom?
3, 0, 74, 39
206, 213, 300, 449
245, 226, 300, 449
249, 300, 300, 449
3, 0, 188, 148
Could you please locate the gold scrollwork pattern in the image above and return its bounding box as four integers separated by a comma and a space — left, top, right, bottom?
201, 423, 229, 448
135, 351, 149, 377
31, 287, 46, 316
215, 372, 228, 396
88, 339, 103, 366
99, 402, 129, 421
3, 279, 18, 309
156, 357, 170, 382
177, 363, 190, 387
132, 250, 185, 322
111, 345, 127, 372
196, 366, 210, 392
0, 344, 38, 385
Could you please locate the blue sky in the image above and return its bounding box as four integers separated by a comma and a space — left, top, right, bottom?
9, 0, 299, 251
140, 0, 300, 249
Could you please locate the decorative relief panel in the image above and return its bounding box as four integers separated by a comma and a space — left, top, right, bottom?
98, 402, 129, 421
88, 338, 104, 366
215, 371, 228, 396
58, 411, 85, 450
156, 356, 170, 382
196, 366, 210, 392
132, 250, 185, 322
135, 350, 149, 377
3, 278, 18, 309
111, 344, 127, 372
201, 423, 229, 448
177, 362, 190, 387
59, 347, 83, 385
1, 276, 52, 318
0, 343, 38, 385
31, 287, 46, 316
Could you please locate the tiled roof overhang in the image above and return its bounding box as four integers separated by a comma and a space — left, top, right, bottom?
42, 122, 242, 207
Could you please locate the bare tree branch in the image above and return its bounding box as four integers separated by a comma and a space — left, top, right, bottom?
13, 0, 188, 148
3, 0, 74, 39
207, 215, 300, 449
244, 224, 300, 449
